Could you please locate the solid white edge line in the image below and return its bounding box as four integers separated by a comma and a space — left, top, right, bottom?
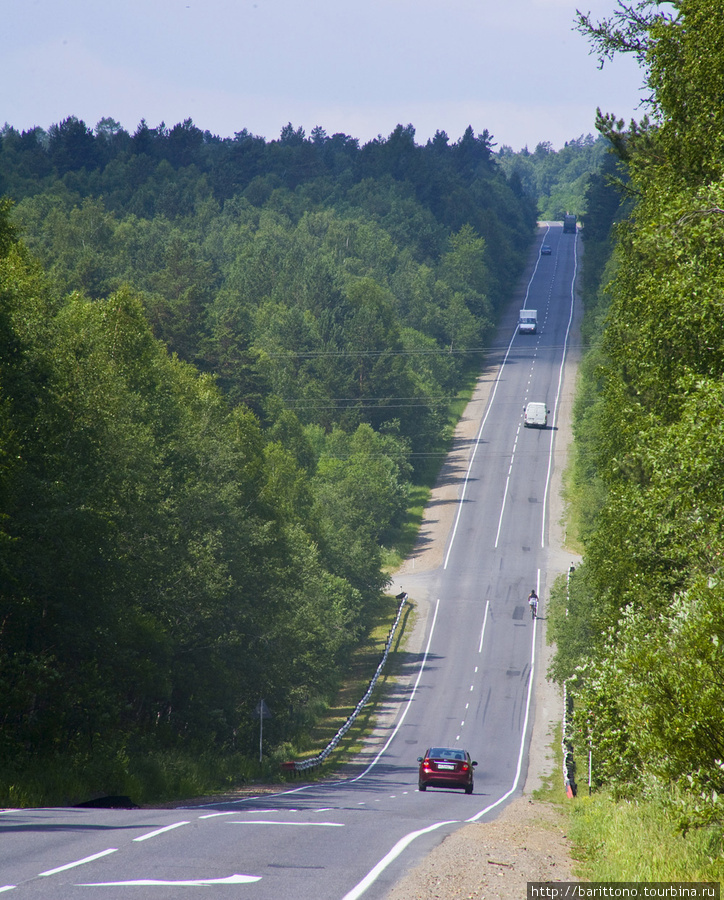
541, 230, 577, 548
341, 819, 458, 900
478, 601, 490, 654
494, 473, 512, 548
38, 848, 118, 877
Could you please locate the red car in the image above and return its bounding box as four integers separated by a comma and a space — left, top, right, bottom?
417, 747, 477, 794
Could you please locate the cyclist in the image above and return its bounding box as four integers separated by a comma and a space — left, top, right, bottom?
528, 589, 539, 619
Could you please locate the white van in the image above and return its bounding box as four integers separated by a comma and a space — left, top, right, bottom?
524, 402, 549, 428
518, 310, 538, 334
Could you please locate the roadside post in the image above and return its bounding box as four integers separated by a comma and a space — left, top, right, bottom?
255, 699, 272, 763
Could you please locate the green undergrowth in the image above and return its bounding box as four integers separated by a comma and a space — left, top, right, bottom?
0, 593, 414, 808
568, 791, 724, 882
382, 484, 430, 572
558, 444, 587, 558
532, 720, 570, 805
0, 747, 268, 808
409, 368, 479, 487
383, 366, 479, 571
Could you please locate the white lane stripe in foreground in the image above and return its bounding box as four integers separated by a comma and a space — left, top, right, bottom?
0, 887, 16, 893
133, 821, 190, 842
230, 820, 343, 827
342, 820, 458, 900
39, 848, 118, 876
77, 874, 261, 887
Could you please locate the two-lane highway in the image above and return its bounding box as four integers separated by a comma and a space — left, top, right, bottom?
0, 223, 580, 900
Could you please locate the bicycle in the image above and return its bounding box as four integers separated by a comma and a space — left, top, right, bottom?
528, 592, 539, 619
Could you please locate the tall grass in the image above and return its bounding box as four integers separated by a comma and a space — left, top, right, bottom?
534, 716, 724, 882
568, 792, 724, 882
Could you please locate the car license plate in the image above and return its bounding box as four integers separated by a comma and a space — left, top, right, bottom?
437, 763, 455, 770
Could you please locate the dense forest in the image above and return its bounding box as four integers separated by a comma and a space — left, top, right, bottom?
497, 133, 609, 221
550, 0, 724, 836
0, 117, 548, 799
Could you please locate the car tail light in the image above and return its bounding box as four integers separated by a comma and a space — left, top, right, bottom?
461, 764, 469, 772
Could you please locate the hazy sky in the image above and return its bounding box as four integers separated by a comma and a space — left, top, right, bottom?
3, 0, 647, 151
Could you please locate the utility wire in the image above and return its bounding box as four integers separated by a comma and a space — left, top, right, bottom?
243, 341, 592, 359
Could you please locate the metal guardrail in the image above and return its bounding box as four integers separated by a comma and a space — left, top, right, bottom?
283, 591, 408, 773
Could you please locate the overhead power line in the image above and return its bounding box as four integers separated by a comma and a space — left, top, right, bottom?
244, 341, 591, 360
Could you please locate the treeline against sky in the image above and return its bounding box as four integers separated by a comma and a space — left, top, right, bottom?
0, 118, 536, 783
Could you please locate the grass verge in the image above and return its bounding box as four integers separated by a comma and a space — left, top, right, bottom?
532, 720, 570, 805
567, 791, 724, 882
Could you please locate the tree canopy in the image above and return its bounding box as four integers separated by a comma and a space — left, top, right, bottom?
550, 0, 724, 830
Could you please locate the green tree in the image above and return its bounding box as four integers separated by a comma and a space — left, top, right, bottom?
556, 0, 724, 812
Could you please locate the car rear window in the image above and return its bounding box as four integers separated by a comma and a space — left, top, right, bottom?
429, 748, 464, 760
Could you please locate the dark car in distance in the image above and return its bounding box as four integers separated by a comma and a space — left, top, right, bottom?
417, 747, 477, 794
540, 245, 552, 255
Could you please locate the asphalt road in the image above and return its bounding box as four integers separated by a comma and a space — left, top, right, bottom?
0, 223, 579, 900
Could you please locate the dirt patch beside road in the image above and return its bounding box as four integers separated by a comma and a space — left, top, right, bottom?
386, 798, 576, 900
